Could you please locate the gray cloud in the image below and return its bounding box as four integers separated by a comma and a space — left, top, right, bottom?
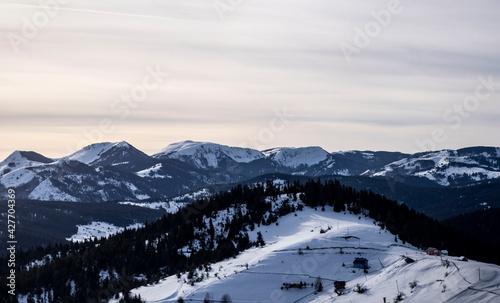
1, 0, 499, 159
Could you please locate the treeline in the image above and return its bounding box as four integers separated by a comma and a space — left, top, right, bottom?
0, 181, 286, 302
298, 179, 500, 264
1, 179, 498, 302
443, 208, 500, 247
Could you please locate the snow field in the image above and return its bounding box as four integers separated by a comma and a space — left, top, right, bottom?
66, 221, 144, 243
128, 204, 500, 303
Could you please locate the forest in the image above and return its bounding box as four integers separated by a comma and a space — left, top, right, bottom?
1, 179, 498, 302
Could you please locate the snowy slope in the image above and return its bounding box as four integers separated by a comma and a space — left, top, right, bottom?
0, 167, 38, 188
136, 163, 171, 179
28, 179, 79, 202
0, 158, 161, 202
0, 151, 53, 185
0, 151, 53, 175
263, 146, 329, 168
154, 140, 265, 168
118, 201, 184, 213
64, 141, 142, 165
66, 221, 144, 243
367, 148, 500, 186
129, 205, 500, 303
65, 142, 118, 164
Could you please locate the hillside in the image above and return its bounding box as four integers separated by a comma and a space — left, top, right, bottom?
2, 180, 499, 302
443, 208, 500, 247
0, 200, 164, 256
130, 205, 500, 303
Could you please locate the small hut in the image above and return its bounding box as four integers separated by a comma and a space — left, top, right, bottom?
334, 281, 346, 290
426, 247, 441, 256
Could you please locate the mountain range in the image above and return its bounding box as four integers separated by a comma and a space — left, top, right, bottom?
1, 140, 499, 204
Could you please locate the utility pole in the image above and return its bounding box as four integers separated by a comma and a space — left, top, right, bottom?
478, 268, 481, 281
378, 258, 385, 269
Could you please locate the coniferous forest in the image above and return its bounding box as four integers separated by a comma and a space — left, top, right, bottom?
1, 179, 499, 302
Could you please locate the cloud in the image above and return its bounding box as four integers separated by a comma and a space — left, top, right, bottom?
0, 0, 499, 159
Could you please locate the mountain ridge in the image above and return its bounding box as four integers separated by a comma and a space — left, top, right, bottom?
1, 141, 499, 204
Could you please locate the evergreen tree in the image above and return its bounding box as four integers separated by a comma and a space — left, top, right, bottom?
256, 232, 265, 247
221, 294, 232, 303
204, 292, 213, 303
314, 276, 323, 292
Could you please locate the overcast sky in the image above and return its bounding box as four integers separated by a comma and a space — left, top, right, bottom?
1, 0, 500, 160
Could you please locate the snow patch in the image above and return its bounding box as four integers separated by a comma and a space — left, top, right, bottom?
0, 168, 37, 187
264, 146, 329, 168
155, 141, 264, 168
66, 221, 144, 243
172, 188, 211, 202
28, 179, 78, 202
65, 141, 129, 164
136, 163, 172, 179
119, 201, 183, 213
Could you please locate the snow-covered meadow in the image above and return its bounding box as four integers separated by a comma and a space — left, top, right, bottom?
120, 205, 500, 303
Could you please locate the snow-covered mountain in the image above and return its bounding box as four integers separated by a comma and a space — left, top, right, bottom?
128, 201, 500, 303
0, 142, 206, 202
263, 146, 329, 168
0, 150, 53, 177
1, 142, 500, 202
65, 141, 155, 170
65, 142, 122, 165
154, 140, 265, 169
1, 158, 161, 202
363, 147, 500, 186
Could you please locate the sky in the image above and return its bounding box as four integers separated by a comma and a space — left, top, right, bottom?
1, 0, 500, 160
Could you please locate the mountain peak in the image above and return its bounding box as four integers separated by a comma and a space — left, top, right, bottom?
0, 150, 53, 176
154, 141, 265, 168
114, 141, 132, 149
65, 141, 140, 165
262, 146, 329, 168
65, 142, 117, 164
1, 150, 53, 164
156, 140, 215, 156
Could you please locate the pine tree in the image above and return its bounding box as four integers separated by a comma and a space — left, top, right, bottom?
314, 276, 323, 292
204, 292, 213, 303
256, 232, 265, 247
221, 294, 232, 303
